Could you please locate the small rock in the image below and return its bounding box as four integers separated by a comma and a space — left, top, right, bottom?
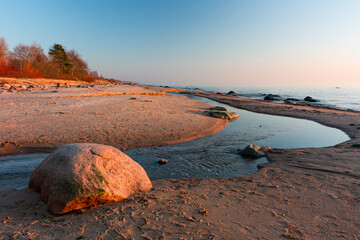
227, 91, 236, 96
205, 110, 239, 121
209, 106, 228, 111
304, 96, 320, 102
1, 83, 11, 89
199, 209, 208, 215
352, 143, 360, 147
237, 144, 271, 159
129, 97, 137, 100
18, 85, 27, 90
264, 94, 281, 101
158, 159, 168, 165
56, 83, 61, 88
9, 86, 18, 91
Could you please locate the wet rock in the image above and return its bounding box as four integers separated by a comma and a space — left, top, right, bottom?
352, 143, 360, 147
1, 83, 11, 89
209, 106, 228, 111
237, 144, 271, 159
28, 143, 152, 215
158, 159, 168, 165
205, 110, 239, 121
227, 91, 236, 96
304, 96, 320, 102
284, 98, 301, 104
264, 94, 281, 101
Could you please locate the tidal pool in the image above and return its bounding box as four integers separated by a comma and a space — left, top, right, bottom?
0, 95, 349, 190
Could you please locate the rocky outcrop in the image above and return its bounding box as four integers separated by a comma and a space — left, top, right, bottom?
304, 96, 320, 102
205, 106, 239, 121
264, 94, 281, 101
209, 106, 228, 111
237, 144, 271, 159
28, 143, 152, 215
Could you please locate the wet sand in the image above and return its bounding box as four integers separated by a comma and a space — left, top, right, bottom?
1, 88, 360, 239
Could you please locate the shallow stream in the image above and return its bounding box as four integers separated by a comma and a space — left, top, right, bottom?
0, 95, 349, 190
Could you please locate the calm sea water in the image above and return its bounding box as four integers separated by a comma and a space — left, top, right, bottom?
186, 86, 360, 111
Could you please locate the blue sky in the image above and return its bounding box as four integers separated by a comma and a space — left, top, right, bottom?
1, 0, 359, 87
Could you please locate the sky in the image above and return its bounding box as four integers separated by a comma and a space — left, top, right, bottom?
0, 0, 359, 88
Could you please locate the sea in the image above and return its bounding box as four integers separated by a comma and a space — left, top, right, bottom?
181, 86, 360, 111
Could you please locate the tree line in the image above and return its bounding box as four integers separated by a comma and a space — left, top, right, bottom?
0, 37, 100, 81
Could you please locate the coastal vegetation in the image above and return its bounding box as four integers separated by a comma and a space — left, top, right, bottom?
0, 37, 100, 81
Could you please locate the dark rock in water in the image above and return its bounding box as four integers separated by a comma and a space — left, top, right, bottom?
264, 94, 281, 101
237, 144, 271, 159
205, 110, 239, 121
227, 91, 236, 96
158, 159, 168, 165
352, 143, 360, 147
209, 106, 228, 111
284, 98, 301, 104
304, 96, 320, 102
285, 98, 300, 101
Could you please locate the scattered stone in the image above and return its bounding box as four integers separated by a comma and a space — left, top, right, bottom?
28, 143, 152, 215
304, 96, 320, 102
9, 86, 18, 91
237, 144, 271, 159
264, 94, 281, 101
158, 159, 168, 165
56, 83, 61, 88
129, 97, 137, 100
199, 209, 208, 215
1, 83, 11, 89
28, 85, 35, 89
352, 143, 360, 147
205, 110, 239, 121
18, 85, 27, 90
51, 90, 58, 93
209, 106, 228, 111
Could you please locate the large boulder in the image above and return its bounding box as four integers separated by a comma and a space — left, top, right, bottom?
237, 144, 271, 159
28, 143, 152, 214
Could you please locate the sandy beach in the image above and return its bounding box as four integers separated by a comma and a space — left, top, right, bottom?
1, 83, 360, 239
0, 79, 227, 155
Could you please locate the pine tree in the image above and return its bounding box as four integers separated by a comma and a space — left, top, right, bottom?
48, 44, 72, 75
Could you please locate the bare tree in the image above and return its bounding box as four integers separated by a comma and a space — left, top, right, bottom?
11, 43, 32, 72
67, 50, 89, 79
0, 37, 10, 64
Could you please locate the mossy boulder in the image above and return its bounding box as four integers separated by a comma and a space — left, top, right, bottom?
237, 144, 271, 159
29, 143, 152, 214
205, 107, 239, 121
209, 106, 228, 111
